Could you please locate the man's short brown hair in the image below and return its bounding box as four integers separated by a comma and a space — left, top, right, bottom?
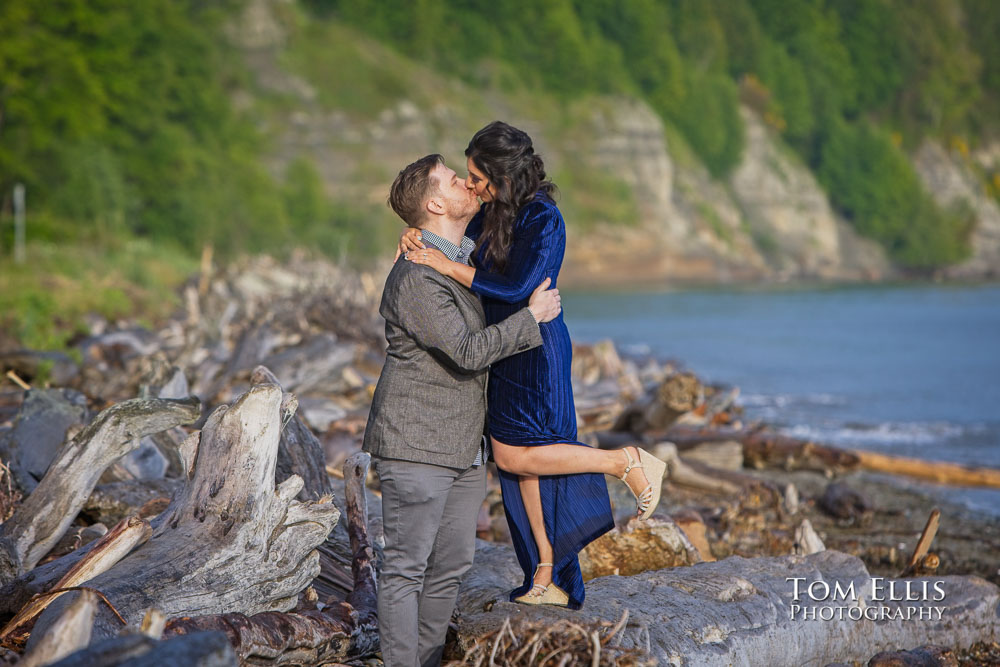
387, 154, 444, 227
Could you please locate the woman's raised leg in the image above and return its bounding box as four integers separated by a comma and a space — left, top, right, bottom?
491, 439, 657, 508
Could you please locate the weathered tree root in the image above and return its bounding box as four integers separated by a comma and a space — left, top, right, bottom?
164, 452, 379, 665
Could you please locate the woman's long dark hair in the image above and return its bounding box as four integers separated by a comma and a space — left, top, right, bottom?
466, 121, 556, 273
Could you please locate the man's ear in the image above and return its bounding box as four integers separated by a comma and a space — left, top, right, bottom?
425, 196, 445, 216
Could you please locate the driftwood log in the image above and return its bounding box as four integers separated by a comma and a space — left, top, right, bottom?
649, 442, 742, 496
613, 372, 703, 434
661, 425, 1000, 489
0, 516, 151, 647
852, 449, 1000, 489
163, 451, 379, 665
251, 365, 359, 601
45, 631, 237, 667
0, 396, 201, 584
455, 542, 1000, 667
14, 589, 97, 667
250, 366, 334, 503
28, 377, 341, 643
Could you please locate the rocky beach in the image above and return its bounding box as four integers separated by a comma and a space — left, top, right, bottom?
1, 255, 998, 666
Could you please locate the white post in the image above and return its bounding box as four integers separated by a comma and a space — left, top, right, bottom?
13, 183, 25, 264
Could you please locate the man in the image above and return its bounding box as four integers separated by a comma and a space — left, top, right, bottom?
363, 154, 560, 667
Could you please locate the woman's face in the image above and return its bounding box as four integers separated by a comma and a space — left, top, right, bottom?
465, 156, 494, 202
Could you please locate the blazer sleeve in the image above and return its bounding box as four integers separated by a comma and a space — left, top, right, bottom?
392, 270, 543, 373
470, 202, 561, 303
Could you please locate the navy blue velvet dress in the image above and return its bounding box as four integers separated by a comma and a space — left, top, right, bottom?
467, 193, 614, 609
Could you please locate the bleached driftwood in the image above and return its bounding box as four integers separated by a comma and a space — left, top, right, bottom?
664, 425, 1000, 489
614, 372, 703, 434
0, 516, 150, 646
650, 442, 742, 496
455, 543, 1000, 667
251, 365, 355, 603
0, 396, 201, 584
251, 366, 333, 502
29, 377, 340, 643
162, 452, 379, 665
14, 589, 97, 667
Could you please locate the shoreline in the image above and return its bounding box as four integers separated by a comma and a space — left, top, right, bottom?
560, 276, 1000, 294
1, 255, 998, 664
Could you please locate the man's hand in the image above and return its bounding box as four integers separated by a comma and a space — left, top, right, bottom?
394, 227, 427, 262
527, 277, 561, 323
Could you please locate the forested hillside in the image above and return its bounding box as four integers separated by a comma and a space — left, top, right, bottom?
321, 0, 997, 268
1, 0, 999, 347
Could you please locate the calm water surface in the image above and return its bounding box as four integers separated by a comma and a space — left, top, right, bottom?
562, 284, 1000, 514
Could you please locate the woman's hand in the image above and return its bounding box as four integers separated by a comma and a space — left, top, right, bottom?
406, 247, 460, 278
394, 227, 426, 262
527, 277, 560, 323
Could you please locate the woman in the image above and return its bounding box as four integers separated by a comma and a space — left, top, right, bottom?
400, 121, 666, 609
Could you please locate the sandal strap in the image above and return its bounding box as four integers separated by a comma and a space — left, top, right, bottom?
529, 562, 555, 597
620, 448, 643, 482
636, 484, 654, 511
526, 583, 548, 597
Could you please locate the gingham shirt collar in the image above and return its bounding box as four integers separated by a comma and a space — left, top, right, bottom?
419, 228, 476, 265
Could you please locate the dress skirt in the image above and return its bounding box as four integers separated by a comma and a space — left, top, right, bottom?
487, 317, 614, 610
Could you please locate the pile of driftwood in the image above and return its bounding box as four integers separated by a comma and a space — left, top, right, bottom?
0, 364, 377, 666
2, 255, 1000, 665
1, 253, 384, 421
0, 256, 389, 665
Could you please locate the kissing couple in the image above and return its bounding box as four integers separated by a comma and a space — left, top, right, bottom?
362, 121, 668, 667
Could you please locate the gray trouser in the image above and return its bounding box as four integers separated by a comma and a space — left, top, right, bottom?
374, 457, 486, 667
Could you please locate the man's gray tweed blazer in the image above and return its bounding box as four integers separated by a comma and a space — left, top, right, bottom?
362, 252, 543, 469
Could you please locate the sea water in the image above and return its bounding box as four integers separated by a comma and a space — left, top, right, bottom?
563, 283, 1000, 515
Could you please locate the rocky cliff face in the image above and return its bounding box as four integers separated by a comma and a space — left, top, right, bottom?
730, 108, 891, 282
561, 99, 767, 285
914, 141, 1000, 280
560, 102, 891, 285
232, 0, 996, 286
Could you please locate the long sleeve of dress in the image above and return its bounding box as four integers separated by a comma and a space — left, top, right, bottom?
470, 201, 562, 303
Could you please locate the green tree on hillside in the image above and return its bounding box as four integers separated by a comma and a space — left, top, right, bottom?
887, 0, 981, 140
832, 0, 904, 112
0, 0, 284, 254
963, 0, 1000, 136
818, 120, 971, 268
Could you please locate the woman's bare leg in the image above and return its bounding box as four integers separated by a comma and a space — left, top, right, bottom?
497, 440, 660, 594
492, 439, 652, 500
518, 475, 555, 591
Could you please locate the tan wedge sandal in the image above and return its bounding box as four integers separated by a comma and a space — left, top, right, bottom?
622, 447, 667, 520
513, 562, 569, 607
